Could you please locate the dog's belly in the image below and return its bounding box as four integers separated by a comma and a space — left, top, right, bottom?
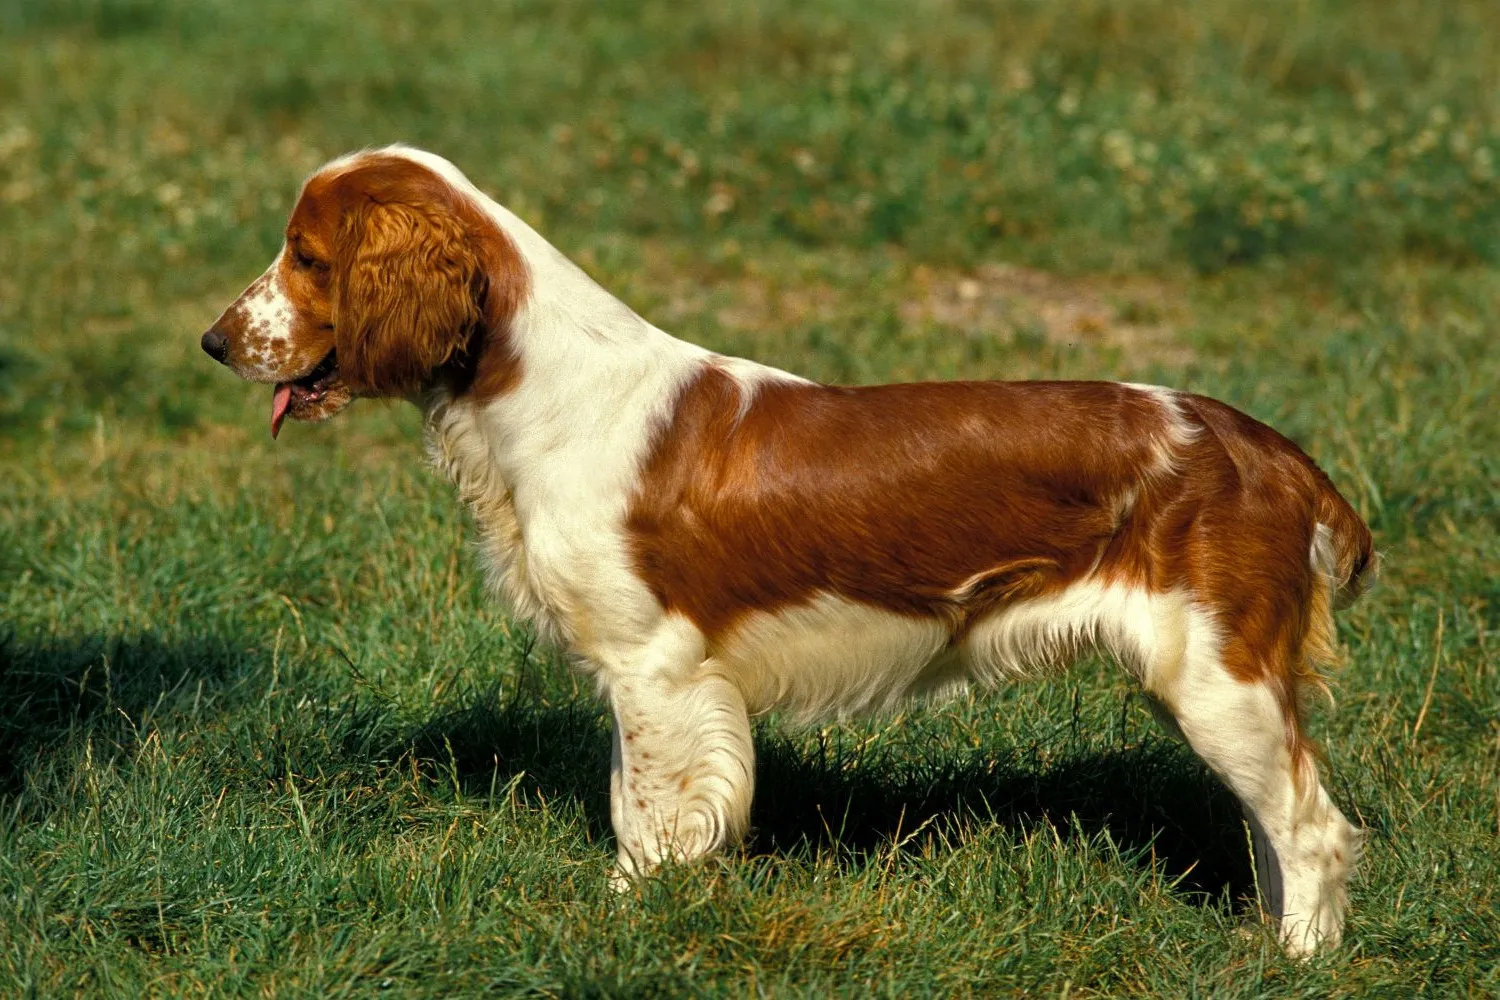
705, 593, 956, 720
702, 578, 1189, 721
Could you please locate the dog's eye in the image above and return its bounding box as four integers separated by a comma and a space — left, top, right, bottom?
292, 247, 327, 272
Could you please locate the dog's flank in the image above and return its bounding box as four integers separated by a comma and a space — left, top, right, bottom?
202, 144, 1374, 957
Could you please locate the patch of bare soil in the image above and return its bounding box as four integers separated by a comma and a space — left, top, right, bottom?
629, 243, 1195, 370
899, 262, 1193, 366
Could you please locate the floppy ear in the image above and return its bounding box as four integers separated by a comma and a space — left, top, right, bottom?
331, 197, 483, 396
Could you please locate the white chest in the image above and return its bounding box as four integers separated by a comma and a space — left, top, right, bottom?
424, 399, 667, 663
425, 401, 571, 647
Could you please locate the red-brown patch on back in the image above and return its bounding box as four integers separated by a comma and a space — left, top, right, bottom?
626, 369, 1371, 772
626, 372, 1179, 641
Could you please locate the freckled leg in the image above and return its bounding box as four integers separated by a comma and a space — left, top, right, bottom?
608, 668, 755, 884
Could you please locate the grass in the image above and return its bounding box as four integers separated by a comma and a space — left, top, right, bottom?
1, 0, 1497, 994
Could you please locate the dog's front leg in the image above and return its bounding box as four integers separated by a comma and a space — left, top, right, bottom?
605, 654, 755, 886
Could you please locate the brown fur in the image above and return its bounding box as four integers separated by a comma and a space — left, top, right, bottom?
627, 370, 1374, 767
332, 197, 484, 395
627, 373, 1175, 642
289, 154, 529, 402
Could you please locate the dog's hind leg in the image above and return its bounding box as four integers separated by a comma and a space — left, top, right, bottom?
1145, 597, 1360, 957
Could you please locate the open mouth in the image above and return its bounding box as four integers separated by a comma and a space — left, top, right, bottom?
270, 350, 339, 438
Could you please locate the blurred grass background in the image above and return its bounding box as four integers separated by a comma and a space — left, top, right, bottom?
1, 0, 1497, 995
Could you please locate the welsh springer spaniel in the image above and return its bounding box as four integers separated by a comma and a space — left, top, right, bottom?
202, 146, 1375, 955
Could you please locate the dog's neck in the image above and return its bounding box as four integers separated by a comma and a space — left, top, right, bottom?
406, 157, 718, 647
405, 148, 710, 558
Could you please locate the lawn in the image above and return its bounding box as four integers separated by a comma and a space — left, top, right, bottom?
2, 0, 1497, 995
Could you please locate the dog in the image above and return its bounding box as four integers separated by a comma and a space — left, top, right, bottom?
202, 145, 1374, 955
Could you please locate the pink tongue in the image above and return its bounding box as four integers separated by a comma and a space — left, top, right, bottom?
270, 383, 292, 439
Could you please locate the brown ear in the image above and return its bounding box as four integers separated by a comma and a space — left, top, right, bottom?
331, 197, 483, 396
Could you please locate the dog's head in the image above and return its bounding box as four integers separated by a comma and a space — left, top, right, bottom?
201, 149, 526, 436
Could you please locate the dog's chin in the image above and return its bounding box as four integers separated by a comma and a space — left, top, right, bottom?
269, 350, 354, 438
288, 382, 354, 425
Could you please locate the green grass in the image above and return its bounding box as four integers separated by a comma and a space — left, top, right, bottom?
2, 0, 1498, 995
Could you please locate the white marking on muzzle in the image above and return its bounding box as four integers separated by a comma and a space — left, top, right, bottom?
231, 247, 298, 380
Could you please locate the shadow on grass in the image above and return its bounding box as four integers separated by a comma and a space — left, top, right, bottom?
0, 629, 250, 794
754, 730, 1257, 905
0, 627, 1266, 908
406, 689, 1259, 908
0, 629, 1364, 916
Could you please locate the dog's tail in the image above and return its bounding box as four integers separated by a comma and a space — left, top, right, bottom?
1311, 478, 1377, 610
1301, 474, 1376, 675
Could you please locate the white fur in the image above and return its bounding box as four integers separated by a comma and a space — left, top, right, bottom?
710, 594, 955, 720
708, 582, 1194, 718
1123, 382, 1201, 475
1310, 522, 1339, 581
1146, 606, 1361, 956
965, 579, 1159, 682
227, 249, 297, 381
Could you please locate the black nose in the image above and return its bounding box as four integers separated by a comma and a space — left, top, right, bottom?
201, 328, 230, 364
